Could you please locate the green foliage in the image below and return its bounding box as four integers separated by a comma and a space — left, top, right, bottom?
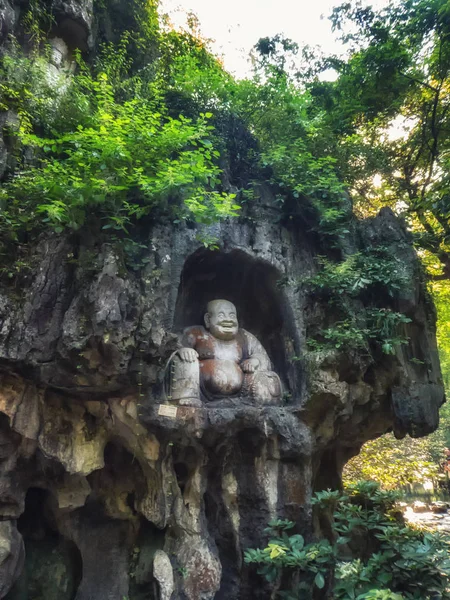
366, 308, 412, 355
307, 319, 369, 352
244, 0, 450, 279
432, 279, 450, 391
362, 592, 405, 600
2, 95, 236, 232
244, 518, 333, 597
320, 0, 450, 276
342, 276, 450, 494
245, 482, 450, 600
0, 5, 362, 253
93, 0, 160, 71
304, 248, 407, 300
232, 70, 352, 244
2, 0, 450, 275
344, 406, 450, 491
307, 309, 411, 355
0, 32, 239, 242
301, 244, 412, 355
335, 525, 450, 600
156, 27, 233, 114
22, 0, 55, 48
0, 40, 62, 129
150, 27, 351, 239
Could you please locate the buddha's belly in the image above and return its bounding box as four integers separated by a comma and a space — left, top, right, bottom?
200, 359, 243, 396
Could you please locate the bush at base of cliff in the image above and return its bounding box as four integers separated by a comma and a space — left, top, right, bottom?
244, 481, 450, 600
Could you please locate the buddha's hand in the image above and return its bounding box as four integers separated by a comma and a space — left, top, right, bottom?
241, 357, 260, 373
177, 348, 199, 362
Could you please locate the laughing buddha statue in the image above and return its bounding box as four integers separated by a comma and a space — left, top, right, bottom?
167, 299, 282, 406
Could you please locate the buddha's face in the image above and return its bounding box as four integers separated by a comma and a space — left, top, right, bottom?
205, 300, 239, 341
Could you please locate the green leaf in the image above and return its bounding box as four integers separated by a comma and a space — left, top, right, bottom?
314, 572, 325, 589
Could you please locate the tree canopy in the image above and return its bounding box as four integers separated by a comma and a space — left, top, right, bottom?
324, 0, 450, 280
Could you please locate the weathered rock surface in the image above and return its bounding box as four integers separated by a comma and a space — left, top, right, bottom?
0, 0, 15, 44
0, 521, 24, 598
0, 2, 445, 598
0, 204, 443, 599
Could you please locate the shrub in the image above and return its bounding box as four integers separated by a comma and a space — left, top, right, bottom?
0, 67, 238, 237
244, 482, 450, 599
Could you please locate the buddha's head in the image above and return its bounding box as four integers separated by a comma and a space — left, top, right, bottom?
204, 299, 239, 341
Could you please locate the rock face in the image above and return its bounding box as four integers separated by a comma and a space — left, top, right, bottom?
0, 204, 444, 599
0, 3, 445, 599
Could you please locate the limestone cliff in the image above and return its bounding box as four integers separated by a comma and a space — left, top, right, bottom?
0, 2, 445, 599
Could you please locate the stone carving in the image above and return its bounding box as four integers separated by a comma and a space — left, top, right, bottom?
168, 299, 282, 406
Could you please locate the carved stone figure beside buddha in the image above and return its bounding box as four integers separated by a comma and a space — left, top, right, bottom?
168, 299, 282, 406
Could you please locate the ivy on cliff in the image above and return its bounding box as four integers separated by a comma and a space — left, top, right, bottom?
298, 246, 412, 355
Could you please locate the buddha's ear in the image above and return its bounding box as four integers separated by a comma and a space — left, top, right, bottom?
204, 312, 211, 328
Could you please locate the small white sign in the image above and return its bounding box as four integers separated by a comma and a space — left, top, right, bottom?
158, 404, 178, 418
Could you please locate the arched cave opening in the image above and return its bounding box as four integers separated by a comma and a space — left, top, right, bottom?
174, 248, 300, 391
5, 487, 82, 600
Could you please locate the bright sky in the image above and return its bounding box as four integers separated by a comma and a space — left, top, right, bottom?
160, 0, 391, 78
